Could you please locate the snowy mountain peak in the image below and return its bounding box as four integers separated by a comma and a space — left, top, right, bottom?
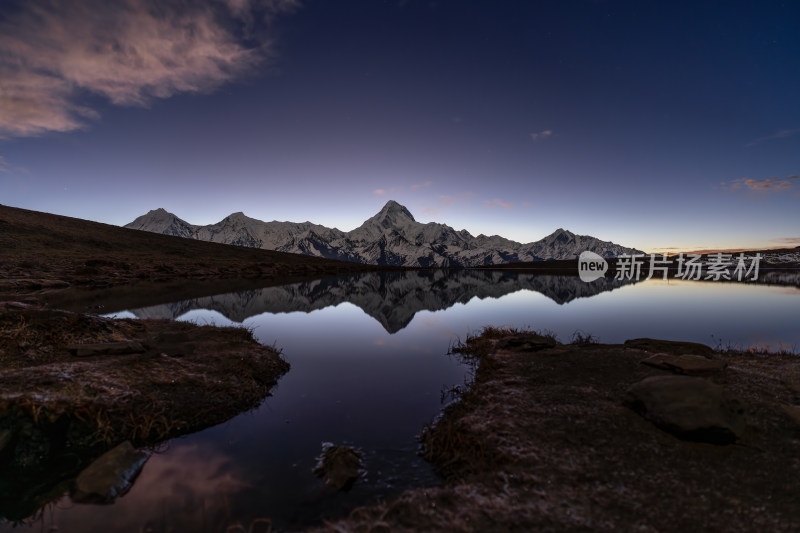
350, 200, 419, 240
126, 208, 195, 238
138, 208, 174, 220
546, 228, 575, 244
373, 200, 416, 223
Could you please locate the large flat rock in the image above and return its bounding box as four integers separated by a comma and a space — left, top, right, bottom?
625, 338, 715, 356
641, 353, 727, 376
780, 404, 800, 428
72, 441, 149, 503
626, 375, 745, 444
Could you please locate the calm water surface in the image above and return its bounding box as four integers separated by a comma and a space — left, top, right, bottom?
3, 270, 799, 532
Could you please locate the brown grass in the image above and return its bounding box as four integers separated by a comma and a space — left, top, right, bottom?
314, 333, 800, 532
0, 305, 289, 459
0, 204, 391, 296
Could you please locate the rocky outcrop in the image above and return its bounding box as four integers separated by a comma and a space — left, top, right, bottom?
313, 443, 364, 490
640, 353, 727, 376
780, 404, 800, 428
624, 338, 716, 356
626, 375, 745, 444
72, 441, 149, 503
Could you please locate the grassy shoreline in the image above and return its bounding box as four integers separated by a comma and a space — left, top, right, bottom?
317, 328, 800, 532
0, 301, 291, 521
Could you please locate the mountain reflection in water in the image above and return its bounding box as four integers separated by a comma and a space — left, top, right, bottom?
129, 270, 638, 333
4, 273, 800, 531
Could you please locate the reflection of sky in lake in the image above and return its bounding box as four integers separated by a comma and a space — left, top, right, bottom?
6, 276, 799, 532
438, 279, 800, 349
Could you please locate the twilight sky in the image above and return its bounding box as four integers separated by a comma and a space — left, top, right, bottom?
1, 0, 798, 253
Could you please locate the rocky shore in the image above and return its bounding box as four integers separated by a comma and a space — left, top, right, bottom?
0, 301, 289, 521
319, 329, 800, 532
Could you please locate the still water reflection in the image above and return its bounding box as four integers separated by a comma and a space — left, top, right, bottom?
3, 270, 798, 531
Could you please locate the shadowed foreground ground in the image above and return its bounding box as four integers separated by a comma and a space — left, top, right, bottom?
316, 330, 800, 532
0, 301, 289, 521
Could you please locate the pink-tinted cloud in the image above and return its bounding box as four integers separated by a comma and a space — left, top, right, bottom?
0, 0, 297, 138
530, 129, 553, 142
373, 186, 399, 196
420, 193, 473, 217
724, 176, 799, 191
410, 180, 433, 190
485, 198, 513, 209
769, 237, 800, 246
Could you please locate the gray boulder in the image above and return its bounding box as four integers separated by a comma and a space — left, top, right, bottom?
73, 441, 149, 503
641, 353, 727, 376
313, 443, 363, 490
626, 375, 745, 445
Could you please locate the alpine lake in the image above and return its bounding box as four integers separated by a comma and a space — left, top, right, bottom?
2, 269, 799, 532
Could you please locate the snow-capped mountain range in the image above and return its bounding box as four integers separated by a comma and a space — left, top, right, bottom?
127, 270, 638, 333
125, 200, 644, 267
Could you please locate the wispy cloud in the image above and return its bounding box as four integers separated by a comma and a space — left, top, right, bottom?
0, 0, 297, 138
769, 237, 800, 247
0, 154, 28, 175
723, 176, 799, 191
420, 193, 473, 217
530, 129, 553, 142
374, 182, 430, 195
373, 186, 400, 196
485, 199, 513, 209
745, 129, 800, 147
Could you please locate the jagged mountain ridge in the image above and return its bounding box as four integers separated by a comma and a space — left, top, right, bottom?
125, 201, 644, 267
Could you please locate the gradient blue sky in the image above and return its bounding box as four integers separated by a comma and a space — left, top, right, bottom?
1, 0, 798, 252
